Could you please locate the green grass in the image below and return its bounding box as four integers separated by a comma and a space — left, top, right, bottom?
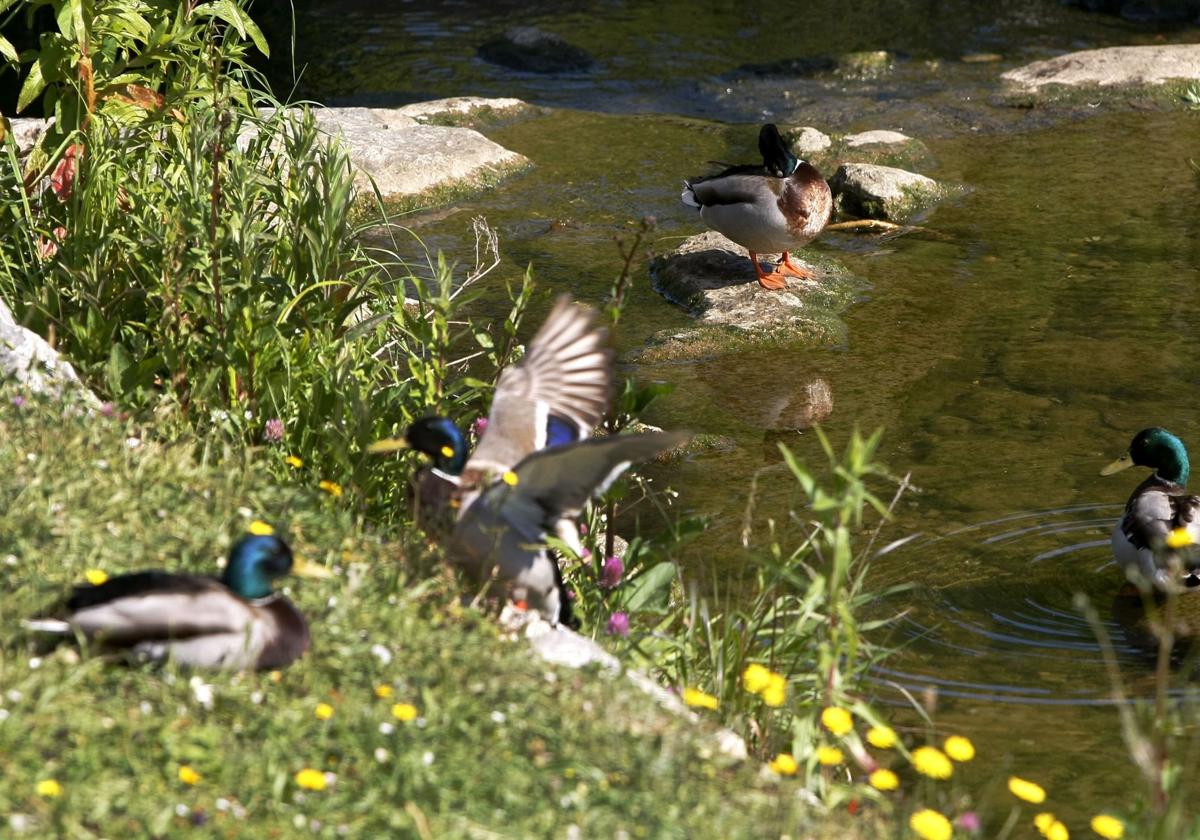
0, 388, 883, 838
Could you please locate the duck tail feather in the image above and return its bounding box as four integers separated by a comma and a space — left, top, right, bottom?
680, 180, 701, 209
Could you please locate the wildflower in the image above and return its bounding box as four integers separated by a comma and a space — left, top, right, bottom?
178, 766, 201, 785
99, 402, 115, 417
606, 611, 630, 637
866, 725, 897, 749
761, 673, 787, 707
11, 395, 26, 408
248, 521, 274, 536
391, 703, 418, 721
1035, 814, 1056, 833
285, 455, 303, 469
682, 688, 719, 710
1090, 815, 1124, 839
911, 746, 953, 779
294, 768, 326, 791
742, 663, 772, 694
84, 569, 108, 585
816, 745, 844, 766
50, 144, 82, 201
1008, 776, 1047, 804
909, 809, 953, 840
370, 644, 393, 665
502, 470, 519, 486
821, 706, 854, 736
315, 703, 334, 721
374, 684, 394, 699
472, 417, 489, 437
35, 235, 57, 260
35, 779, 62, 798
956, 812, 982, 832
1035, 813, 1069, 840
943, 735, 975, 762
599, 555, 624, 588
1167, 527, 1193, 549
263, 419, 285, 443
319, 480, 342, 498
868, 768, 898, 791
768, 753, 798, 775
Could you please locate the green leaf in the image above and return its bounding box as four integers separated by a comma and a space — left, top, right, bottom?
196, 0, 270, 56
16, 60, 46, 113
0, 36, 17, 65
623, 562, 677, 612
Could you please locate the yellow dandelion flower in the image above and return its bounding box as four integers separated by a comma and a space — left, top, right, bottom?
1035, 813, 1057, 834
1090, 815, 1124, 840
374, 684, 394, 699
742, 663, 771, 694
909, 808, 953, 840
683, 688, 720, 710
84, 569, 108, 585
1048, 823, 1069, 840
315, 702, 334, 721
1009, 776, 1047, 804
248, 520, 275, 536
821, 706, 854, 736
294, 768, 326, 791
319, 480, 342, 498
391, 703, 418, 721
1167, 527, 1193, 549
943, 735, 975, 762
816, 745, 844, 766
178, 765, 201, 785
867, 725, 897, 749
760, 673, 787, 707
501, 470, 520, 487
768, 753, 798, 775
911, 746, 953, 780
1036, 816, 1069, 840
285, 455, 303, 469
35, 779, 62, 798
868, 768, 899, 791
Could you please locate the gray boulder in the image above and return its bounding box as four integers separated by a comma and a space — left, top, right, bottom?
1, 298, 97, 403
312, 107, 529, 201
478, 26, 594, 74
829, 163, 943, 221
789, 126, 832, 155
1002, 45, 1200, 91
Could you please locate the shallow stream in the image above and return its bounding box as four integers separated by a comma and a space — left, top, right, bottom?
277, 0, 1200, 820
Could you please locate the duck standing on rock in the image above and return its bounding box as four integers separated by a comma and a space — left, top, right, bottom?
681, 123, 832, 290
1102, 427, 1200, 593
26, 532, 331, 670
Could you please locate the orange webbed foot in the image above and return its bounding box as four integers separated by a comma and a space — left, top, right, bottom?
750, 251, 790, 291
779, 251, 816, 280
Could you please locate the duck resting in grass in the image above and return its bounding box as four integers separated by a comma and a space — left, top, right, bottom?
26, 532, 331, 670
681, 123, 832, 291
370, 297, 687, 626
1102, 427, 1200, 593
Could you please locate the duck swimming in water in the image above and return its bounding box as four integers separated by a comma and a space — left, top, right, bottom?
27, 532, 331, 670
1101, 427, 1200, 593
681, 123, 832, 290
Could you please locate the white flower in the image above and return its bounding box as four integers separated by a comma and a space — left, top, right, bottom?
215, 798, 231, 812
139, 701, 152, 715
490, 710, 506, 724
27, 657, 41, 670
3, 555, 16, 566
249, 691, 263, 705
0, 708, 9, 721
175, 804, 189, 818
9, 814, 29, 832
124, 437, 141, 449
422, 751, 434, 766
379, 722, 395, 735
6, 690, 23, 703
374, 748, 389, 764
370, 644, 393, 665
189, 676, 214, 709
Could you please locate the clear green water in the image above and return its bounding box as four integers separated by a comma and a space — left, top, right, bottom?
278, 0, 1200, 821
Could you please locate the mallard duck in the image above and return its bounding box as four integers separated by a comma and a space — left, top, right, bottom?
681, 123, 832, 291
1102, 427, 1200, 592
27, 533, 331, 669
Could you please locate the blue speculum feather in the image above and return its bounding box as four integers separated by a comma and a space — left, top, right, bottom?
546, 415, 578, 449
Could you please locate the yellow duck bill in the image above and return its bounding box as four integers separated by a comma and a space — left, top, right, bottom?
1101, 452, 1134, 476
292, 557, 334, 579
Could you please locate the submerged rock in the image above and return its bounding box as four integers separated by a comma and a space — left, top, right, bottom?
646, 231, 856, 357
478, 26, 594, 74
829, 163, 943, 221
391, 96, 529, 125
761, 377, 834, 431
1065, 0, 1200, 23
1, 298, 97, 403
1002, 45, 1200, 91
313, 107, 529, 202
842, 129, 915, 148
737, 50, 895, 81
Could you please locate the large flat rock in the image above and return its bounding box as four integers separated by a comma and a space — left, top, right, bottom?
644, 231, 857, 358
1002, 45, 1200, 90
312, 106, 530, 201
1, 298, 97, 403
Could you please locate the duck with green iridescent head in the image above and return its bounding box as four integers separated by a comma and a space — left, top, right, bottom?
1102, 427, 1200, 593
370, 297, 687, 627
27, 531, 332, 670
681, 123, 832, 290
